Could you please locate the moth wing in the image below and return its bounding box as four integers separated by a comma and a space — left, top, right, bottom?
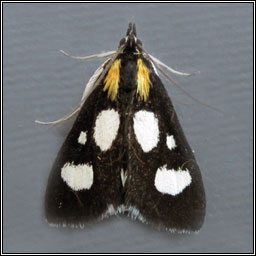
45, 81, 123, 227
124, 71, 206, 232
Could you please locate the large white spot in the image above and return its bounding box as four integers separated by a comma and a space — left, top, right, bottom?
133, 110, 159, 152
61, 162, 93, 191
78, 131, 87, 145
154, 165, 192, 196
166, 135, 176, 150
94, 109, 120, 151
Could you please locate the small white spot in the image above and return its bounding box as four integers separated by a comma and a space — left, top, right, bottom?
120, 169, 127, 187
154, 165, 192, 196
61, 162, 93, 191
78, 131, 87, 145
133, 110, 159, 152
94, 109, 120, 151
166, 135, 176, 150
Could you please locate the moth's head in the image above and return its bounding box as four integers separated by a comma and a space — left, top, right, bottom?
119, 23, 142, 51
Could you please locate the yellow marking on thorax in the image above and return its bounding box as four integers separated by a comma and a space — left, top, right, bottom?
103, 59, 121, 101
137, 58, 151, 101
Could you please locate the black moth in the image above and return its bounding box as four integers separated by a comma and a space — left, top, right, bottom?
44, 23, 206, 232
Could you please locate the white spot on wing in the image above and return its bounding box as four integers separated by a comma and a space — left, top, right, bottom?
61, 162, 93, 191
78, 131, 87, 145
154, 165, 192, 196
120, 169, 127, 187
133, 110, 159, 152
166, 135, 176, 150
94, 109, 120, 151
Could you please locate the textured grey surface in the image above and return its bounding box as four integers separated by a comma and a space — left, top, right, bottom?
3, 3, 253, 253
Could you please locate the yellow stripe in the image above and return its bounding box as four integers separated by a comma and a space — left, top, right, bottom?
137, 58, 151, 101
103, 59, 121, 101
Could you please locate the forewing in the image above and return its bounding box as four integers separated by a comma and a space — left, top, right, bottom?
45, 83, 124, 227
124, 69, 206, 232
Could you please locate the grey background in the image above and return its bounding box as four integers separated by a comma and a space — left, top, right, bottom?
3, 3, 253, 253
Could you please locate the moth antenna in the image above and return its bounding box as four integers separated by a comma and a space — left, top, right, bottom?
155, 62, 223, 113
138, 44, 198, 76
60, 50, 116, 60
36, 47, 125, 126
35, 60, 106, 126
149, 54, 200, 77
35, 104, 82, 125
142, 49, 223, 113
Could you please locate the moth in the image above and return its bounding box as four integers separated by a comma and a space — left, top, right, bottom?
42, 23, 206, 232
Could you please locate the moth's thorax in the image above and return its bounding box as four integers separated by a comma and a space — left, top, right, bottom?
104, 52, 152, 103
119, 53, 138, 92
